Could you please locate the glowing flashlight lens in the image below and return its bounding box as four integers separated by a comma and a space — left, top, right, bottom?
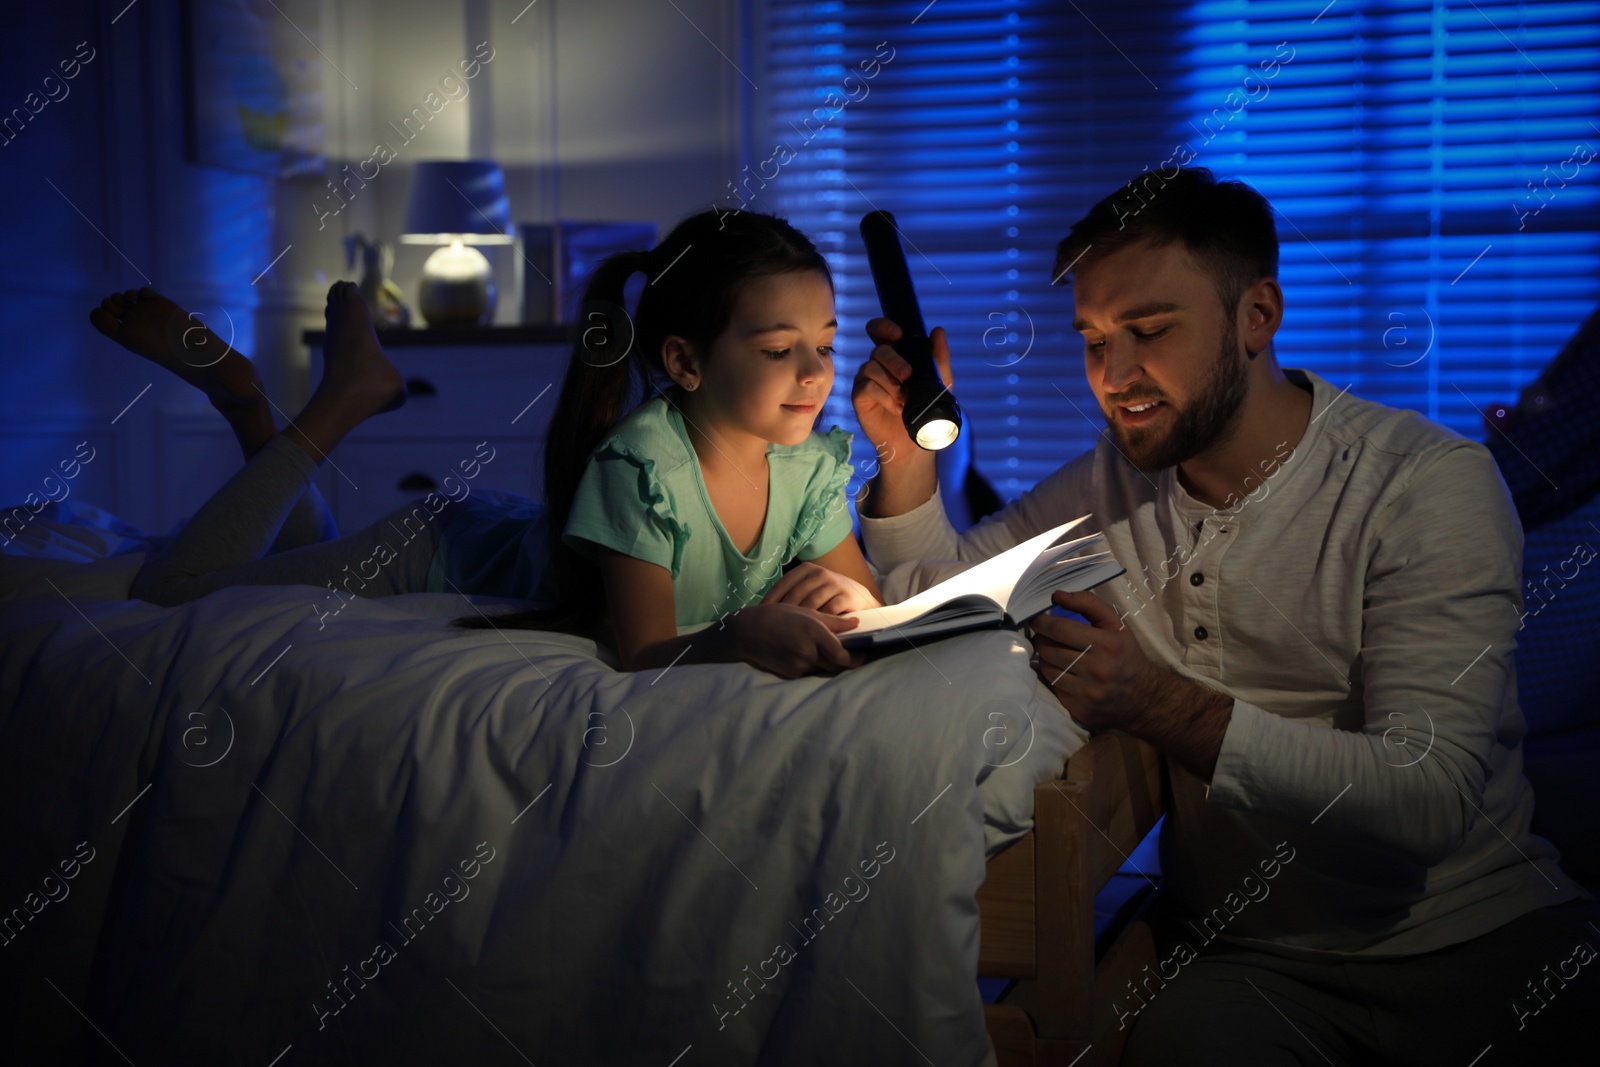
915, 419, 960, 451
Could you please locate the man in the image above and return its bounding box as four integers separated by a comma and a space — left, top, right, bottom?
851, 168, 1594, 1064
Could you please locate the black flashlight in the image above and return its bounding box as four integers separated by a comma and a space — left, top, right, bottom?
859, 210, 963, 451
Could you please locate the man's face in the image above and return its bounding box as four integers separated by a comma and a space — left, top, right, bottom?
1071, 239, 1250, 473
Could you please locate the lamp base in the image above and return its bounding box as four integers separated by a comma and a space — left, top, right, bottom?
418, 241, 496, 327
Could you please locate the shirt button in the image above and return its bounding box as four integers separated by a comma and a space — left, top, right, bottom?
1194, 625, 1208, 640
1190, 573, 1204, 586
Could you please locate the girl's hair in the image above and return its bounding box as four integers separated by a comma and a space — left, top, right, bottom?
455, 208, 832, 634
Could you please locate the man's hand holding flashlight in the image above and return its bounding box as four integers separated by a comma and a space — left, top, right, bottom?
851, 317, 955, 518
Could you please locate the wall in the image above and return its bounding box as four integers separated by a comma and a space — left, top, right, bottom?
0, 0, 743, 532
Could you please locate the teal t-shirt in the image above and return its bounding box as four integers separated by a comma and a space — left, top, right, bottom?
426, 390, 856, 630
563, 390, 855, 628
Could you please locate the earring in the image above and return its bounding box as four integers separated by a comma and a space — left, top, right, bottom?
685, 381, 697, 391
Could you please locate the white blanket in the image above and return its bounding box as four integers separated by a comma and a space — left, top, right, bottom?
0, 504, 1082, 1066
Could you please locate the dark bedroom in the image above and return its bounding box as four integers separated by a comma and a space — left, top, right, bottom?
1, 1, 1597, 1064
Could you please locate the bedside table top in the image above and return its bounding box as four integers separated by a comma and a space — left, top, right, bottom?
302, 325, 574, 347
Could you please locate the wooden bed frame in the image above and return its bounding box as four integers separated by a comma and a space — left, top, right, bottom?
976, 730, 1170, 1067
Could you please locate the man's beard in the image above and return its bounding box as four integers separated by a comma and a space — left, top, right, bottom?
1103, 320, 1250, 473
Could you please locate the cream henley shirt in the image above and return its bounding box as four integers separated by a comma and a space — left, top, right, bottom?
860, 367, 1585, 957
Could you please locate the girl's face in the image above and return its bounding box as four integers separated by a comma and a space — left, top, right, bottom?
690, 269, 837, 447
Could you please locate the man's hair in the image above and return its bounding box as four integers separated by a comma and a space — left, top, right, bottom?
1053, 167, 1278, 317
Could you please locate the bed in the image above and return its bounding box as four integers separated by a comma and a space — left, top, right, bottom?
0, 501, 1092, 1066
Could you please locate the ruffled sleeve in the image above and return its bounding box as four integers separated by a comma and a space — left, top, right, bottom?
562, 438, 691, 576
790, 426, 856, 560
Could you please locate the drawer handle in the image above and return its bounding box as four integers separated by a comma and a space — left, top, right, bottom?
405, 377, 438, 397
397, 472, 438, 491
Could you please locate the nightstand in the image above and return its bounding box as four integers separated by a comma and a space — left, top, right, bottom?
303, 326, 571, 533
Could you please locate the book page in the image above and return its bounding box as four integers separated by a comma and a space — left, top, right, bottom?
1007, 554, 1126, 624
1014, 531, 1103, 596
840, 594, 1007, 649
845, 516, 1090, 635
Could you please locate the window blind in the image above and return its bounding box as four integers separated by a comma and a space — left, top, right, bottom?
1178, 0, 1600, 430
760, 0, 1600, 498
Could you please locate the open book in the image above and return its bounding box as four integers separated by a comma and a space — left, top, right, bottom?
842, 517, 1125, 650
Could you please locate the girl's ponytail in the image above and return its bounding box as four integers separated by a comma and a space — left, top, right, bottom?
544, 250, 649, 545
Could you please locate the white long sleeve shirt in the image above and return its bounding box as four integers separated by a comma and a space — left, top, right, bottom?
860, 367, 1585, 957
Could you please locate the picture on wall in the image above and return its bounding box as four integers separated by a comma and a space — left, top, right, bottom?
183, 0, 325, 177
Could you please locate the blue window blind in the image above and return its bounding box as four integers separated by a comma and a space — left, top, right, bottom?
759, 0, 1600, 497
759, 1, 1061, 499
1178, 0, 1600, 431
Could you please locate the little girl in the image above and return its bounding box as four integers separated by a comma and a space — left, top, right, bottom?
449, 209, 883, 676
92, 210, 881, 679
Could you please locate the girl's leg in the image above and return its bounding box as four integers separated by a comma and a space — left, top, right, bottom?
132, 476, 459, 611
127, 283, 406, 606
88, 286, 338, 551
270, 481, 339, 550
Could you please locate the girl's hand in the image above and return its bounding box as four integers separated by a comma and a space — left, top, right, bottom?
729, 603, 863, 678
760, 561, 882, 615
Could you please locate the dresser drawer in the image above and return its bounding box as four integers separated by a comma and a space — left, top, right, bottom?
322, 437, 541, 533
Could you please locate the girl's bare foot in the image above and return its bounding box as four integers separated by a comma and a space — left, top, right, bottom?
277, 283, 404, 463
315, 281, 405, 416
90, 286, 280, 453
89, 288, 262, 412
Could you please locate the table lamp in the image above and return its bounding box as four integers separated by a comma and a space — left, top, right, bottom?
401, 160, 513, 327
